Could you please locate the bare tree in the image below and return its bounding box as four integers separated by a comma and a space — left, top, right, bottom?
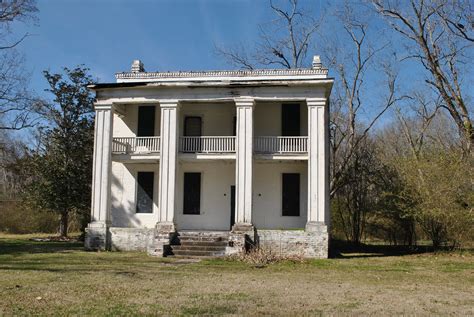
373, 0, 474, 152
0, 0, 38, 130
216, 0, 321, 69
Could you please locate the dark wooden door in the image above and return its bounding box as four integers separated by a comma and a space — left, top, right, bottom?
281, 104, 300, 136
230, 185, 236, 229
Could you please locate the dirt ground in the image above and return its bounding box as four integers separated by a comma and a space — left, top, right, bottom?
0, 234, 472, 316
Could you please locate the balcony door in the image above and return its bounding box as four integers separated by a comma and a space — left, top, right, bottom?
137, 106, 156, 137
184, 116, 202, 136
281, 104, 300, 136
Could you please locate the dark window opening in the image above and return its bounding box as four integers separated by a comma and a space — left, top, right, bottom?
183, 172, 201, 214
184, 116, 202, 136
281, 104, 300, 136
232, 116, 237, 136
136, 172, 154, 213
282, 173, 300, 216
137, 106, 156, 137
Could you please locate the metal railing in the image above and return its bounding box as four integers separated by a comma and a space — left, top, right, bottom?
254, 136, 308, 154
112, 137, 161, 154
179, 136, 236, 153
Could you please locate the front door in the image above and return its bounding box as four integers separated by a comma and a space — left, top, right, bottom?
230, 185, 236, 229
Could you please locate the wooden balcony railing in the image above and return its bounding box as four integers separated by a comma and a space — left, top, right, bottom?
254, 136, 308, 154
179, 136, 236, 153
112, 137, 161, 154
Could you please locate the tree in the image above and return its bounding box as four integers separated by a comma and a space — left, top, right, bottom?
0, 0, 39, 130
216, 0, 321, 69
373, 0, 474, 152
21, 66, 94, 237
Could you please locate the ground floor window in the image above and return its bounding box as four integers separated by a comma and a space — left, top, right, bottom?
183, 172, 201, 214
136, 172, 154, 213
282, 173, 300, 216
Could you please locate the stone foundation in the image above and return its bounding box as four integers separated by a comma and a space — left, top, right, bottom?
256, 227, 328, 258
84, 222, 109, 251
85, 226, 329, 258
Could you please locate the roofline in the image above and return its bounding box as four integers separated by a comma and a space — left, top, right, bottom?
88, 78, 335, 91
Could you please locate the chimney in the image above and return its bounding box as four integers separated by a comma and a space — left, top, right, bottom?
312, 55, 322, 69
131, 60, 145, 73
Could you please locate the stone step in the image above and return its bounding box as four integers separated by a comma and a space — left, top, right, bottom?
171, 249, 226, 257
178, 236, 228, 242
172, 245, 226, 252
177, 240, 228, 247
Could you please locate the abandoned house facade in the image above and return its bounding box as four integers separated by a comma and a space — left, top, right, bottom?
85, 56, 333, 258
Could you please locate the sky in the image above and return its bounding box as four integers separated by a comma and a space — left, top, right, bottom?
12, 0, 327, 98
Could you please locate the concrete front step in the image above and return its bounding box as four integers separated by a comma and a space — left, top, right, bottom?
172, 245, 226, 252
171, 249, 226, 257
178, 240, 228, 247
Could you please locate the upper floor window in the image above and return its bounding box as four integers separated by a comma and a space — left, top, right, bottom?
137, 106, 155, 137
184, 116, 202, 136
281, 104, 300, 136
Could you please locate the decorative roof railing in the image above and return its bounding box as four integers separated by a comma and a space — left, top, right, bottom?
115, 68, 328, 80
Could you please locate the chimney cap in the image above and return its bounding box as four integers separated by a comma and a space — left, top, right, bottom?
312, 55, 322, 69
131, 60, 145, 73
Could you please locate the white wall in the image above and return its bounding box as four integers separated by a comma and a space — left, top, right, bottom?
253, 161, 308, 229
175, 161, 235, 230
254, 102, 308, 136
111, 162, 160, 228
179, 102, 235, 136
113, 104, 161, 137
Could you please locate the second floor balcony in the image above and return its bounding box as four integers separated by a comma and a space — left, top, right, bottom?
112, 136, 308, 156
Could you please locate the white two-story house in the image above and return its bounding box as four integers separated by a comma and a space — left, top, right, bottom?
85, 56, 333, 258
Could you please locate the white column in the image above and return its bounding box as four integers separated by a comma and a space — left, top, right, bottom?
157, 100, 179, 232
306, 98, 329, 229
234, 98, 254, 229
90, 104, 114, 226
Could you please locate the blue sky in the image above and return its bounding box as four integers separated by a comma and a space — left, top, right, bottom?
12, 0, 327, 97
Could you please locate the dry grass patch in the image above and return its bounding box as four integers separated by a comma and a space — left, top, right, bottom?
0, 233, 473, 316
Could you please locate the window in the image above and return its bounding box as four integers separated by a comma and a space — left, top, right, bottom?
282, 173, 300, 216
136, 172, 154, 213
137, 106, 155, 137
183, 172, 201, 214
184, 116, 202, 136
281, 104, 300, 136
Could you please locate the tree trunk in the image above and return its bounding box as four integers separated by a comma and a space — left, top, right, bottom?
59, 211, 68, 237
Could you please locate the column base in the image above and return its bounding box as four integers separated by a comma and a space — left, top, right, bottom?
147, 222, 177, 257
85, 221, 110, 251
227, 223, 256, 256
305, 221, 328, 233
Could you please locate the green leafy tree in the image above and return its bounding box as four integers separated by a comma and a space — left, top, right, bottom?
22, 66, 94, 237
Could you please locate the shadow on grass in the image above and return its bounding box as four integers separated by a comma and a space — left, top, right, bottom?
0, 238, 83, 256
329, 239, 435, 259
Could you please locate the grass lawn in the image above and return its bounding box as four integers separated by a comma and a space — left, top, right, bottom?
0, 234, 473, 316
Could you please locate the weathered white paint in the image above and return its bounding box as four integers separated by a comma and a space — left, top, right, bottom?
110, 162, 159, 228
157, 100, 179, 226
90, 104, 114, 225
307, 98, 329, 226
235, 98, 254, 225
253, 161, 308, 229
175, 161, 235, 230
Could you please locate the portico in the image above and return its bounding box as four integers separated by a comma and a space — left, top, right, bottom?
85, 57, 332, 258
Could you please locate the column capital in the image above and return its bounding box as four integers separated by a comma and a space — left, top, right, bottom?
159, 99, 181, 108
94, 102, 113, 111
234, 97, 255, 107
306, 98, 327, 107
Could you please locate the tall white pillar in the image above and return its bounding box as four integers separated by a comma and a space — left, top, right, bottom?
86, 104, 114, 250
234, 98, 254, 230
306, 98, 329, 230
157, 100, 179, 232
